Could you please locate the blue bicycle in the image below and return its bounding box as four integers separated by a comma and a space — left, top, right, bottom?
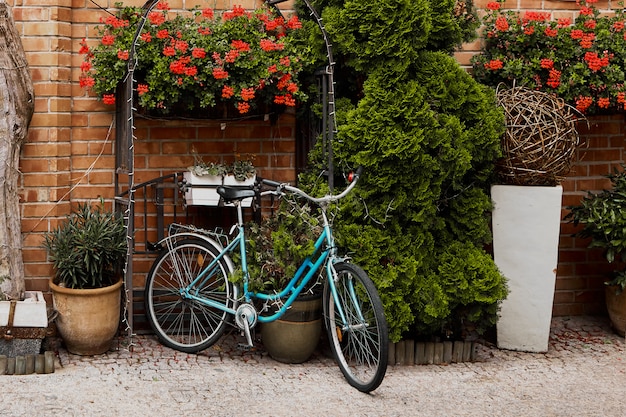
144, 168, 388, 392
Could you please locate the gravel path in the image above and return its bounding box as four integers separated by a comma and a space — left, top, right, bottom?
1, 316, 624, 417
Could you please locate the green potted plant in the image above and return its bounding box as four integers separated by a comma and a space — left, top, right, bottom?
43, 201, 127, 355
225, 155, 256, 184
231, 196, 323, 363
566, 165, 626, 336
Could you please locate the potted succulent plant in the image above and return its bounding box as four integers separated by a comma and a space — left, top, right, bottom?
230, 196, 323, 363
566, 165, 626, 336
43, 201, 127, 355
226, 156, 256, 183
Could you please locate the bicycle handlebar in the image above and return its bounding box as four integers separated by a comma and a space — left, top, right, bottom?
261, 167, 363, 205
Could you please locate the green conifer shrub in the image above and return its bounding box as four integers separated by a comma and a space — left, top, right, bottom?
299, 0, 507, 342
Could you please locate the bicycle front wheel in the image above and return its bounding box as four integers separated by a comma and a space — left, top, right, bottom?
324, 262, 388, 393
145, 238, 234, 353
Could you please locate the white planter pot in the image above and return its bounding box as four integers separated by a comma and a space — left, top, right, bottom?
492, 185, 562, 353
183, 172, 222, 206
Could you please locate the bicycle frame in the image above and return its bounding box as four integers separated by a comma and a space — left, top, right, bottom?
178, 203, 348, 325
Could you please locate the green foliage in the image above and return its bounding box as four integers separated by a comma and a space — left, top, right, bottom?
321, 0, 432, 72
414, 242, 508, 337
297, 0, 507, 342
43, 202, 127, 289
231, 196, 323, 294
299, 44, 506, 341
229, 157, 257, 181
187, 154, 256, 180
425, 0, 479, 53
566, 165, 626, 291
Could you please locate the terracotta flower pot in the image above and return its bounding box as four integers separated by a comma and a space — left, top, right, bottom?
261, 294, 322, 364
605, 285, 626, 337
49, 279, 122, 355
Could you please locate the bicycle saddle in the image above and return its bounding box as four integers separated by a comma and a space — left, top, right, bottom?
216, 186, 256, 202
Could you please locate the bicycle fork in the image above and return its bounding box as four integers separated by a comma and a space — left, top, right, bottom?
326, 261, 369, 336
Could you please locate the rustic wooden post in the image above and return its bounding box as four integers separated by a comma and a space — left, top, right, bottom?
0, 0, 35, 301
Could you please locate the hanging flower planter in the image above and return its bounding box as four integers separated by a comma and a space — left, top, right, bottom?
78, 3, 308, 117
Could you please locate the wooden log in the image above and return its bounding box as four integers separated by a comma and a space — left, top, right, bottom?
0, 0, 35, 300
44, 351, 55, 373
6, 356, 14, 374
452, 341, 464, 363
14, 355, 25, 375
424, 342, 435, 365
463, 341, 473, 362
433, 343, 444, 364
25, 354, 34, 374
415, 342, 426, 365
395, 340, 405, 366
443, 341, 453, 364
404, 340, 415, 365
388, 342, 395, 366
35, 354, 45, 374
0, 354, 6, 375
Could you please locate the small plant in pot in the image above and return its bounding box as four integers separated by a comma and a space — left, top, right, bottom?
566, 165, 626, 336
43, 201, 127, 355
230, 196, 323, 363
229, 157, 256, 182
187, 159, 228, 178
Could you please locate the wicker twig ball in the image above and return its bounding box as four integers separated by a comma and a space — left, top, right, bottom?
495, 86, 582, 186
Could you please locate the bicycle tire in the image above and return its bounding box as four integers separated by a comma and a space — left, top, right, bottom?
144, 237, 234, 353
324, 262, 388, 392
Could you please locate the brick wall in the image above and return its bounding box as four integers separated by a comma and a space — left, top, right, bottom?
557, 115, 626, 315
10, 0, 626, 317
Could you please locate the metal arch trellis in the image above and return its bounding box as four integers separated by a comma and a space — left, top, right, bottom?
114, 0, 337, 338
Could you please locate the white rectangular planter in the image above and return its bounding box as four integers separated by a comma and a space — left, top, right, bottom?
183, 172, 222, 206
0, 291, 48, 357
183, 172, 255, 207
492, 185, 562, 353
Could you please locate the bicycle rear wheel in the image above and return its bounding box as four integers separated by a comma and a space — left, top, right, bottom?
324, 262, 388, 392
144, 237, 234, 353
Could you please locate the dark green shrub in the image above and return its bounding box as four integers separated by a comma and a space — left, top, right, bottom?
425, 0, 479, 52
298, 0, 507, 342
320, 0, 432, 73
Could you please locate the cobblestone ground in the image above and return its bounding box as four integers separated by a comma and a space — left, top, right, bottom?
1, 316, 624, 417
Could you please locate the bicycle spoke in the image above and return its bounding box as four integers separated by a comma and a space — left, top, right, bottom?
145, 238, 233, 353
325, 262, 388, 392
